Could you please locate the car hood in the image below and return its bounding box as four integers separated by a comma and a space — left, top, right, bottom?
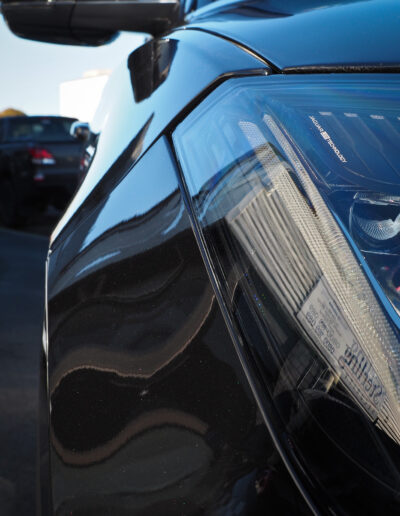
187, 0, 400, 71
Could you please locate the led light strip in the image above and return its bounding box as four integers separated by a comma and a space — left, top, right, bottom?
226, 115, 400, 444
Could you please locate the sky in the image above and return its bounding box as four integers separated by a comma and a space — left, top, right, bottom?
0, 16, 145, 116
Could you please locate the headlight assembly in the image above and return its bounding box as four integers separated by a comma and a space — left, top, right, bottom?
173, 75, 400, 512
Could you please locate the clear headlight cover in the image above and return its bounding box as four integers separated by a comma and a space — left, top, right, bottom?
173, 75, 400, 512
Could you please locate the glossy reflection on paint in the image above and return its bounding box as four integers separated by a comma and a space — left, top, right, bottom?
46, 137, 308, 514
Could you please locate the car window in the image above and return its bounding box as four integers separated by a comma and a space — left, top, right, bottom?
5, 117, 76, 142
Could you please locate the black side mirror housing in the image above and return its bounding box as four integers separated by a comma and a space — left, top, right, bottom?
70, 121, 91, 142
1, 0, 180, 45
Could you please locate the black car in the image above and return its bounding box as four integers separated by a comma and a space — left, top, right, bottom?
3, 0, 400, 514
0, 115, 84, 226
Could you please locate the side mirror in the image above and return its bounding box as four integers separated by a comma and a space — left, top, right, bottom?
1, 0, 180, 45
70, 121, 91, 142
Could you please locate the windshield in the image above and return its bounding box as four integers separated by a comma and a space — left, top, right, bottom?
6, 117, 76, 142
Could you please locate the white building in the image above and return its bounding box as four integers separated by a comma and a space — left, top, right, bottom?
59, 70, 111, 123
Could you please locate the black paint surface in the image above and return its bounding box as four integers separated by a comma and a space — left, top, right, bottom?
46, 138, 308, 515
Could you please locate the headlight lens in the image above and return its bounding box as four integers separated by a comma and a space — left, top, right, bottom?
173, 75, 400, 512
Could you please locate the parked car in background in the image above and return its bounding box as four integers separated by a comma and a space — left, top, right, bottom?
0, 115, 84, 226
3, 0, 400, 514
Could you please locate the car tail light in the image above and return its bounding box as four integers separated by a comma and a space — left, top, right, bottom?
173, 74, 400, 513
29, 148, 56, 165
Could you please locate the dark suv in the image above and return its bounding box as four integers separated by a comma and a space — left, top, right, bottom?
0, 115, 83, 226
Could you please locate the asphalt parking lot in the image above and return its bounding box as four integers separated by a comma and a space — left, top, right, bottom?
0, 212, 59, 515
